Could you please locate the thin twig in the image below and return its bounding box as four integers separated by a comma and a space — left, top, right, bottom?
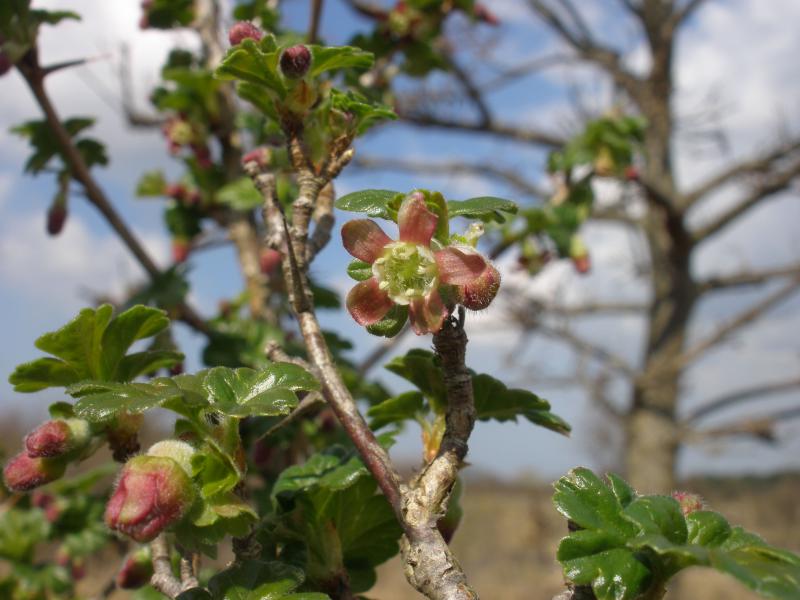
150, 535, 182, 599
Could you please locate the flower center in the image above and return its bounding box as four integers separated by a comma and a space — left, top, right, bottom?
373, 241, 438, 305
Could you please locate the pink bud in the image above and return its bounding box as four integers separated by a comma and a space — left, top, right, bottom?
165, 183, 187, 201
280, 44, 312, 79
172, 239, 191, 263
459, 263, 501, 311
572, 254, 591, 274
3, 452, 66, 491
25, 419, 90, 459
260, 248, 282, 275
672, 491, 704, 516
116, 547, 154, 589
228, 21, 264, 46
242, 147, 271, 169
47, 203, 68, 236
105, 455, 196, 542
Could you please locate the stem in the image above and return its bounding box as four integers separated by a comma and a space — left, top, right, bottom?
150, 535, 182, 599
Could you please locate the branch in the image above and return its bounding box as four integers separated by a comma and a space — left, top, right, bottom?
308, 0, 324, 43
673, 0, 711, 26
343, 0, 388, 20
687, 406, 800, 444
150, 535, 182, 599
684, 378, 800, 423
402, 308, 478, 600
397, 110, 566, 148
443, 51, 491, 127
681, 139, 800, 210
681, 274, 800, 364
17, 57, 209, 336
351, 155, 548, 199
697, 263, 800, 294
691, 157, 800, 244
537, 324, 638, 378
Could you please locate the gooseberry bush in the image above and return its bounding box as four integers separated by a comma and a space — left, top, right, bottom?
1, 1, 799, 599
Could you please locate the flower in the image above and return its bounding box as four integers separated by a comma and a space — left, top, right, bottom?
25, 418, 91, 459
105, 453, 195, 543
228, 21, 264, 46
341, 192, 499, 334
280, 44, 312, 79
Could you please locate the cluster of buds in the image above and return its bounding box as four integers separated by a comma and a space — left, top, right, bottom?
161, 116, 212, 168
342, 192, 501, 335
3, 418, 93, 492
165, 182, 201, 207
105, 440, 198, 543
56, 546, 86, 581
32, 491, 63, 523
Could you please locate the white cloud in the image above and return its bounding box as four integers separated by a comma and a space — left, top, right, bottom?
0, 211, 169, 316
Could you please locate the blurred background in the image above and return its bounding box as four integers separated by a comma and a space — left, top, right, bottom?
0, 1, 798, 598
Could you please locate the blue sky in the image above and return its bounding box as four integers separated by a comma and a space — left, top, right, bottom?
1, 0, 799, 480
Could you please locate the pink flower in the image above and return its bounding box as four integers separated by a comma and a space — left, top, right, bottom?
3, 452, 66, 491
341, 192, 499, 334
25, 418, 90, 459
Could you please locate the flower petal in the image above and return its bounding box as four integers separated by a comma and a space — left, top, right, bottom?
408, 289, 448, 335
398, 192, 437, 246
346, 278, 394, 325
435, 247, 489, 285
341, 220, 392, 263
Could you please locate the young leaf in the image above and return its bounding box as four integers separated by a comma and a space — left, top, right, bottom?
203, 559, 329, 600
335, 189, 401, 219
216, 177, 263, 211
366, 304, 408, 338
447, 197, 518, 223
367, 391, 426, 430
308, 45, 373, 77
346, 259, 373, 281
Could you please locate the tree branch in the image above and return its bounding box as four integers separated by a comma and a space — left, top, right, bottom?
536, 324, 638, 378
684, 378, 800, 423
401, 308, 478, 600
697, 263, 800, 294
351, 156, 548, 199
681, 274, 800, 364
150, 535, 182, 599
691, 157, 800, 244
681, 139, 800, 211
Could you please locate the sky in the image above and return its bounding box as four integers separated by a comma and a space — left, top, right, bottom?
0, 0, 798, 481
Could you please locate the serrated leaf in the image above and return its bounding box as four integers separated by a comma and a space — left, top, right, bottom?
335, 189, 400, 219
71, 379, 182, 422
447, 196, 518, 223
561, 548, 651, 600
207, 560, 323, 600
384, 349, 447, 413
622, 496, 687, 545
272, 446, 367, 507
203, 364, 318, 418
367, 391, 426, 430
308, 45, 373, 77
472, 373, 570, 435
216, 39, 285, 97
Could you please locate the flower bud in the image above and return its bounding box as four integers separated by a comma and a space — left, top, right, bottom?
145, 439, 196, 473
107, 412, 144, 463
569, 236, 591, 274
242, 146, 271, 169
172, 238, 191, 263
228, 21, 263, 46
47, 202, 68, 236
116, 547, 154, 589
671, 491, 704, 516
25, 419, 91, 459
280, 44, 312, 79
105, 454, 196, 542
165, 183, 187, 202
459, 262, 500, 311
260, 248, 282, 275
3, 452, 66, 491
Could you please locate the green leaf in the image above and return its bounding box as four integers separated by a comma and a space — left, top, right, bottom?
553, 468, 637, 539
272, 446, 368, 507
216, 38, 285, 97
447, 196, 518, 223
346, 259, 373, 281
206, 560, 328, 600
216, 177, 263, 211
561, 548, 651, 600
328, 89, 396, 134
308, 45, 373, 77
366, 304, 408, 338
622, 496, 687, 545
335, 189, 401, 219
9, 304, 177, 392
136, 170, 167, 197
70, 379, 182, 422
472, 373, 570, 435
203, 364, 318, 418
367, 391, 426, 430
384, 349, 447, 413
